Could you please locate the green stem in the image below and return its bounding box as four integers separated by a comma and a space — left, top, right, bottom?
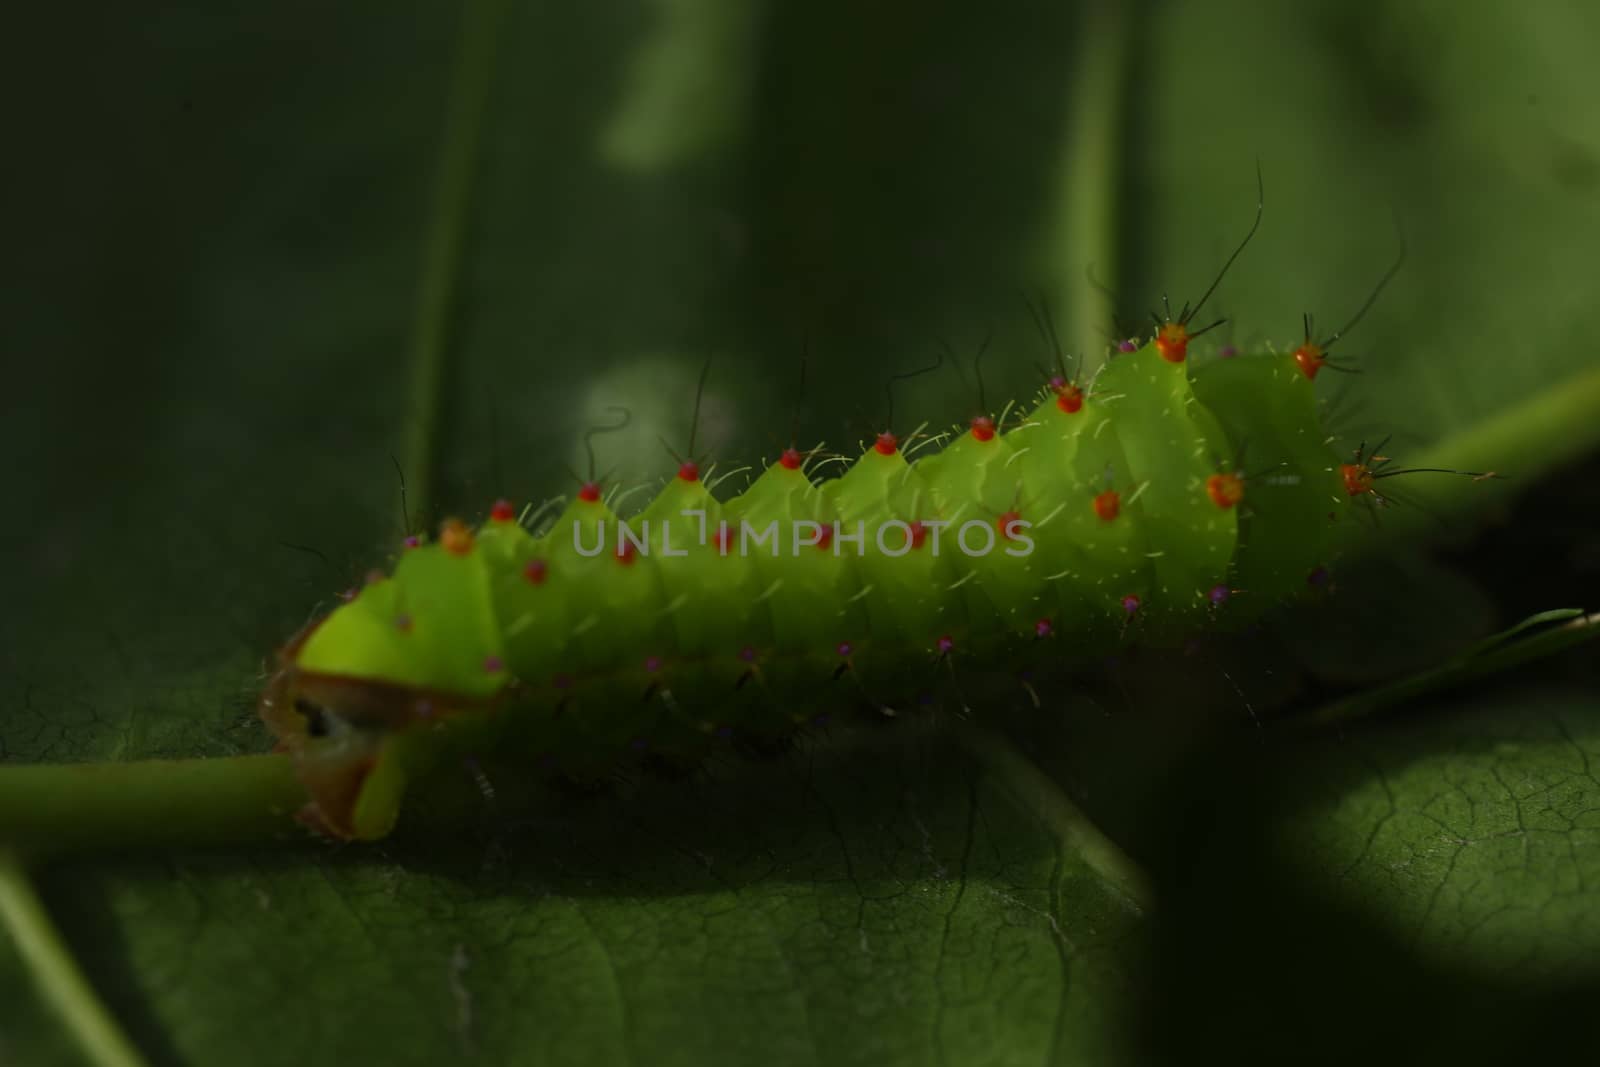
1298, 610, 1599, 730
0, 855, 149, 1067
961, 724, 1153, 910
1050, 0, 1135, 366
1354, 363, 1600, 550
0, 755, 306, 859
402, 0, 506, 529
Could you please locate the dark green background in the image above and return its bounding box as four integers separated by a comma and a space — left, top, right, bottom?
3, 1, 1598, 1064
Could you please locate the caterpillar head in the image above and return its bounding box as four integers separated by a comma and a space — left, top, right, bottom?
261, 519, 516, 838
260, 641, 421, 840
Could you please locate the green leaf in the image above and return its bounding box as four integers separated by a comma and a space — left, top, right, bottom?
1285, 690, 1600, 976
8, 730, 1143, 1067
1128, 686, 1600, 1063
3, 0, 1599, 1064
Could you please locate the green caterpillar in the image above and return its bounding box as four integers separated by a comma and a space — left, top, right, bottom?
261, 327, 1385, 840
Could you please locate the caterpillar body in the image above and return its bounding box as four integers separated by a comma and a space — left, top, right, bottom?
262, 340, 1359, 839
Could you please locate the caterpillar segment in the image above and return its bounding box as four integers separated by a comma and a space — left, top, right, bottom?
262, 342, 1350, 838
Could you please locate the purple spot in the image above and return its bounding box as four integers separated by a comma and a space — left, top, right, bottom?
936, 635, 955, 654
1308, 565, 1331, 587
738, 645, 756, 663
630, 738, 648, 752
1035, 618, 1053, 638
1048, 374, 1066, 391
715, 725, 733, 739
1121, 595, 1141, 616
483, 655, 504, 673
1209, 583, 1231, 606
1019, 668, 1035, 681
918, 691, 935, 705
1118, 338, 1138, 353
1219, 344, 1239, 359
552, 673, 573, 690
644, 655, 662, 673
837, 641, 853, 657
1184, 638, 1203, 656
403, 535, 421, 549
812, 713, 831, 727
395, 613, 413, 632
416, 699, 434, 719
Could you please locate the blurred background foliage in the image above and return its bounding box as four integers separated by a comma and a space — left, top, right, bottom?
2, 0, 1599, 1064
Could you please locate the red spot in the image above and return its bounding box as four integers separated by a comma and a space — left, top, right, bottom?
483, 655, 504, 673
1155, 322, 1190, 363
1035, 618, 1053, 638
403, 535, 421, 550
936, 635, 955, 655
489, 498, 516, 523
778, 447, 804, 471
908, 520, 928, 550
440, 518, 474, 555
1341, 463, 1374, 497
714, 523, 733, 556
395, 613, 414, 633
1093, 490, 1121, 521
815, 525, 834, 552
1055, 383, 1084, 414
1121, 594, 1141, 616
996, 510, 1024, 539
1293, 343, 1326, 380
523, 558, 548, 585
616, 541, 637, 565
578, 482, 602, 503
1206, 472, 1245, 509
873, 432, 898, 456
677, 462, 700, 483
970, 416, 996, 442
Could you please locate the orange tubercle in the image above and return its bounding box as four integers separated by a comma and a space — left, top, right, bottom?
1293, 343, 1326, 380
489, 498, 516, 523
578, 482, 602, 503
1206, 472, 1245, 509
1154, 322, 1189, 363
996, 509, 1024, 539
677, 461, 700, 482
1055, 383, 1084, 414
873, 432, 899, 456
1093, 490, 1121, 521
1341, 463, 1375, 498
778, 447, 804, 471
970, 415, 996, 442
440, 519, 474, 555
